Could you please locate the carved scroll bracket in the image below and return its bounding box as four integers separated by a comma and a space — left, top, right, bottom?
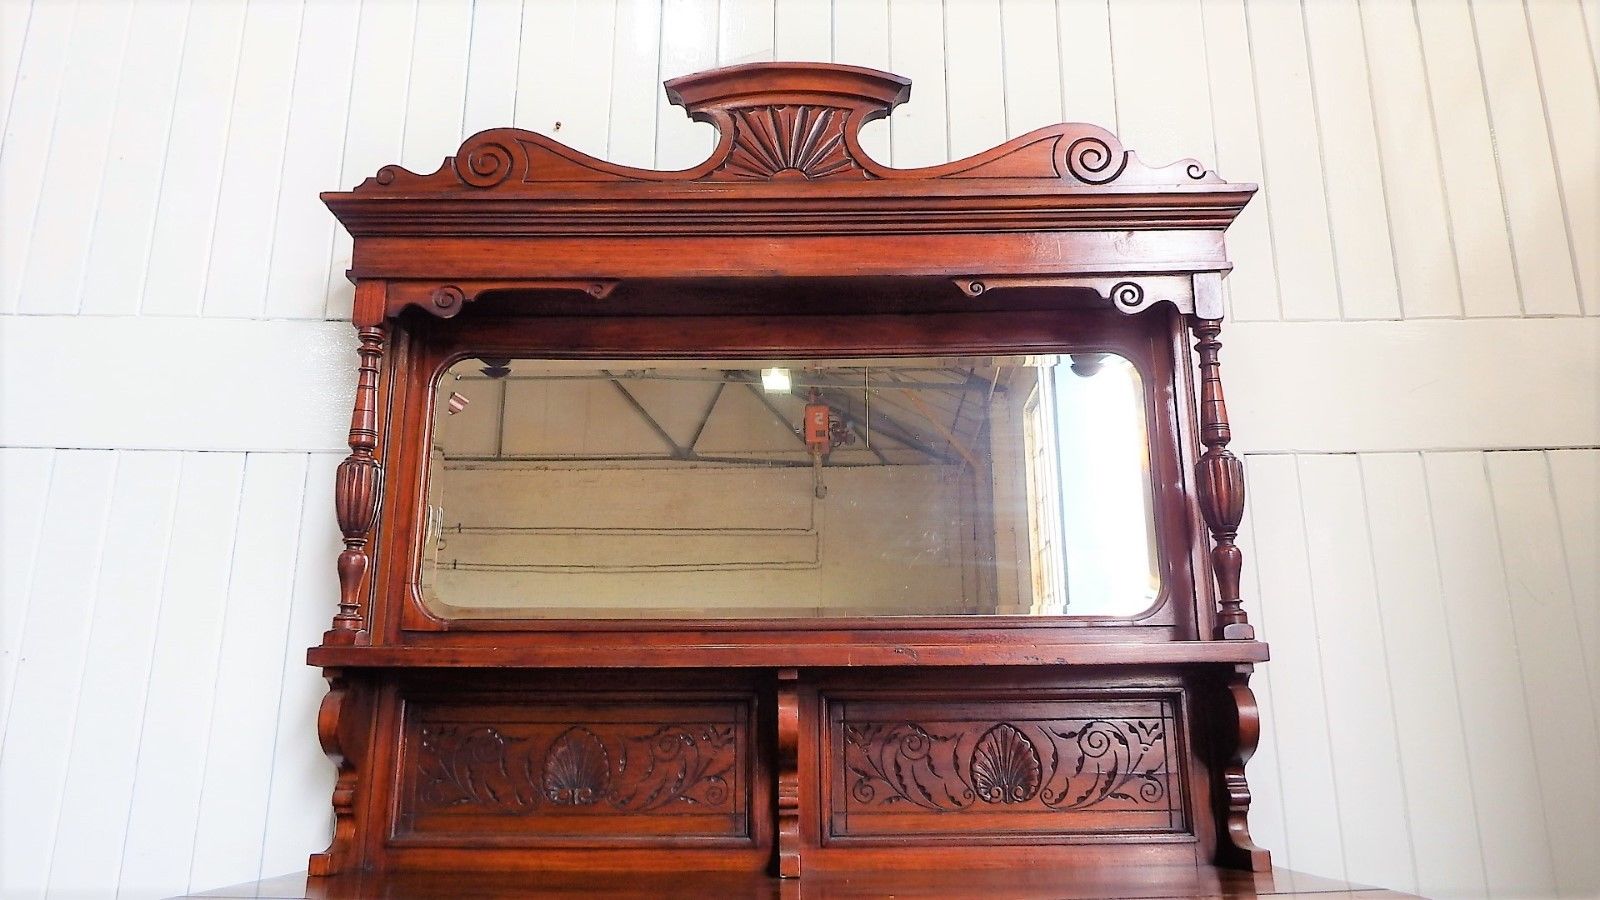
955, 273, 1213, 317
776, 668, 801, 878
1216, 664, 1271, 871
385, 279, 619, 320
309, 668, 369, 876
1192, 314, 1252, 640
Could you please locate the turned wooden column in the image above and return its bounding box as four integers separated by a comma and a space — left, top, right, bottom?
326, 282, 386, 645
1192, 317, 1253, 640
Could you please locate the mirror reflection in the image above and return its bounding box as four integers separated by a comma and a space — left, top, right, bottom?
423, 354, 1159, 619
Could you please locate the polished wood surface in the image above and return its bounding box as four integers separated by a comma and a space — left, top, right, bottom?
185, 867, 1405, 899
310, 62, 1266, 883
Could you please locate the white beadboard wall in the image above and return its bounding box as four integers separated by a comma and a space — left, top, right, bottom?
1, 1, 1596, 898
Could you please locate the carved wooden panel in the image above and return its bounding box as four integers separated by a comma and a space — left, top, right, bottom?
825, 696, 1186, 841
396, 696, 754, 844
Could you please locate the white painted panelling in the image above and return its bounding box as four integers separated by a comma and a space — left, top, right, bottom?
1227, 317, 1600, 454
7, 315, 1592, 456
2, 2, 1598, 898
1414, 0, 1523, 319
0, 450, 119, 899
0, 316, 354, 453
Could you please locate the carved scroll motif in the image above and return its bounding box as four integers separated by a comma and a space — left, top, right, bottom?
412, 723, 737, 815
842, 717, 1171, 815
1192, 318, 1253, 640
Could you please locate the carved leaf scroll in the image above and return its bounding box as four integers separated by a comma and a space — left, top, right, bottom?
841, 716, 1172, 815
413, 722, 738, 816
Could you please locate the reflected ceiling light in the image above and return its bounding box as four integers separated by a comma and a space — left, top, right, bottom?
761, 367, 792, 393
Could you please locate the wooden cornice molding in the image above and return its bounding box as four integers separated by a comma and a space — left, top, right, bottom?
326, 61, 1250, 206
321, 62, 1255, 318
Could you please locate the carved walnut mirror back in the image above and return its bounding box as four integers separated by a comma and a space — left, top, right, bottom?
311, 62, 1266, 882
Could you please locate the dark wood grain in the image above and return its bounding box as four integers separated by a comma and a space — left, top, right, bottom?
305, 61, 1269, 883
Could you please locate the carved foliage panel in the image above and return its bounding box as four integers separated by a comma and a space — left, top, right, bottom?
397, 696, 753, 843
826, 696, 1186, 840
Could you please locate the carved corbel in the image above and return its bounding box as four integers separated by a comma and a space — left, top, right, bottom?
309, 668, 366, 876
953, 274, 1200, 316
326, 283, 386, 645
776, 668, 801, 878
384, 279, 618, 320
1192, 314, 1252, 640
1215, 664, 1271, 871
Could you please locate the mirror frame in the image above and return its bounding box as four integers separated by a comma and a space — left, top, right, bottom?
372, 301, 1209, 642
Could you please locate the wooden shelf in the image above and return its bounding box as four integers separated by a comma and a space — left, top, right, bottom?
308, 639, 1268, 669
187, 866, 1405, 899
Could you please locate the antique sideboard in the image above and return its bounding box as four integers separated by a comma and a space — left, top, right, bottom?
307, 61, 1270, 887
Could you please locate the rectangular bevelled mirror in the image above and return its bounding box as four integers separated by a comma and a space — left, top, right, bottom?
421, 354, 1160, 620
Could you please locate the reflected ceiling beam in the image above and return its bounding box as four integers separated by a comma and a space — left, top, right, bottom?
603, 370, 688, 459
739, 381, 809, 449
479, 371, 1001, 392
894, 386, 984, 470
687, 380, 727, 453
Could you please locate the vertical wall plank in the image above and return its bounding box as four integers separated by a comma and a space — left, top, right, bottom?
1468, 0, 1582, 318
78, 0, 189, 316
45, 452, 182, 897
16, 0, 132, 315
0, 0, 75, 314
719, 0, 776, 64
1242, 0, 1339, 321
402, 1, 471, 174
1240, 455, 1345, 877
1547, 449, 1599, 731
118, 453, 247, 900
999, 0, 1062, 138
1108, 0, 1213, 174
1524, 0, 1600, 316
1359, 453, 1487, 899
189, 454, 311, 891
257, 454, 341, 878
514, 0, 615, 158
773, 0, 831, 59
829, 0, 890, 162
323, 0, 417, 320
0, 0, 33, 136
1299, 1, 1399, 321
655, 0, 719, 170
261, 0, 362, 321
202, 0, 307, 320
460, 0, 523, 141
0, 451, 118, 900
1413, 0, 1521, 319
1484, 451, 1600, 898
944, 0, 1007, 159
0, 447, 52, 732
1423, 451, 1556, 897
1055, 0, 1116, 131
1357, 0, 1461, 319
1295, 456, 1414, 891
608, 0, 664, 168
139, 0, 249, 318
888, 0, 948, 166
1199, 0, 1278, 322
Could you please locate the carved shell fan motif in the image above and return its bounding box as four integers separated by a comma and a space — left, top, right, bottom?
721, 105, 859, 180
543, 726, 611, 805
969, 723, 1043, 804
